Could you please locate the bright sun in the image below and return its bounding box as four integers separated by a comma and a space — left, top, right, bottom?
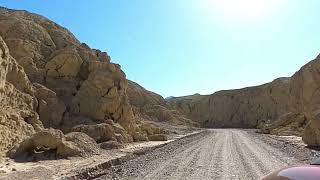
205, 0, 284, 23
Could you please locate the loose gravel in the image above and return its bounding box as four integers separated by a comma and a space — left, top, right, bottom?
96, 129, 317, 180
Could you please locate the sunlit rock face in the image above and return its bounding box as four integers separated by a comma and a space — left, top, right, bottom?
0, 35, 42, 157
127, 80, 199, 127
169, 55, 320, 146
292, 56, 320, 146
0, 7, 172, 157
169, 77, 291, 128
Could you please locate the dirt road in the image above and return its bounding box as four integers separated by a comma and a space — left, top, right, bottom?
97, 129, 300, 180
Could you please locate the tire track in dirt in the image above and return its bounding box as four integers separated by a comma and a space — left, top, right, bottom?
97, 129, 299, 180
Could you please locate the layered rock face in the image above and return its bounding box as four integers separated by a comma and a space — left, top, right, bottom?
169, 77, 291, 128
0, 34, 100, 159
0, 7, 175, 158
0, 8, 131, 134
291, 56, 320, 146
0, 36, 42, 157
169, 55, 320, 145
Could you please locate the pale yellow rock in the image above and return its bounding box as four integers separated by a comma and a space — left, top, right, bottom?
302, 118, 320, 146
71, 123, 117, 143
0, 35, 42, 157
71, 122, 133, 143
258, 112, 307, 136
169, 77, 291, 128
45, 47, 83, 79
33, 83, 66, 128
0, 7, 161, 150
148, 134, 167, 141
9, 129, 99, 158
127, 80, 198, 127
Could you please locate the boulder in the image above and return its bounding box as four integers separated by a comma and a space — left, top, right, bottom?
302, 111, 320, 146
71, 123, 116, 143
132, 131, 148, 142
71, 122, 132, 143
148, 134, 168, 141
8, 129, 81, 159
99, 141, 122, 150
65, 132, 100, 156
258, 112, 307, 136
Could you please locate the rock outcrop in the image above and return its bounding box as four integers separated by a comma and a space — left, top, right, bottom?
9, 129, 100, 159
258, 112, 307, 136
127, 81, 198, 127
293, 56, 320, 146
33, 83, 66, 128
169, 55, 320, 146
169, 77, 291, 128
0, 7, 171, 158
0, 35, 42, 157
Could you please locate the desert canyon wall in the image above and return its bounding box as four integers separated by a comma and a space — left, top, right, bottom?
1, 6, 320, 159
169, 55, 320, 145
169, 77, 291, 128
0, 7, 184, 158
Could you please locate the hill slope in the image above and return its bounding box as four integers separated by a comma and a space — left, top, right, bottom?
169, 55, 320, 145
0, 7, 194, 158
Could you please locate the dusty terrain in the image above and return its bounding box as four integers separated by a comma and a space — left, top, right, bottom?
1, 129, 319, 180
97, 129, 318, 180
0, 126, 200, 179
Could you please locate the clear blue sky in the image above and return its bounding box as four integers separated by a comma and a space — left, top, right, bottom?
1, 1, 320, 97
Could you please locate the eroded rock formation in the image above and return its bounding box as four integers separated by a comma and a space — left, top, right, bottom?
0, 7, 180, 158
169, 77, 291, 128
9, 129, 100, 159
0, 35, 42, 157
127, 80, 199, 127
293, 56, 320, 146
169, 55, 320, 146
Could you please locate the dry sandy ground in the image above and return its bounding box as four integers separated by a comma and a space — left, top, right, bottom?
1, 129, 319, 180
0, 130, 201, 180
97, 129, 313, 180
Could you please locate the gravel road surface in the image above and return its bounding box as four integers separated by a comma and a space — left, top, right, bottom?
97, 129, 302, 180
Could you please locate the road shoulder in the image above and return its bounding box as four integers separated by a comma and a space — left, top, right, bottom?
0, 130, 205, 180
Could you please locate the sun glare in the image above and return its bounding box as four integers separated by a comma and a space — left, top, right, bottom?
204, 0, 284, 23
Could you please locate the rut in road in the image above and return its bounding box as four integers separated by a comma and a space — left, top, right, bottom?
98, 129, 299, 180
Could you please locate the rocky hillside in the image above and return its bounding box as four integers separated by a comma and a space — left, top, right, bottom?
127, 80, 198, 127
169, 77, 292, 128
0, 7, 193, 158
0, 35, 42, 157
169, 55, 320, 146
